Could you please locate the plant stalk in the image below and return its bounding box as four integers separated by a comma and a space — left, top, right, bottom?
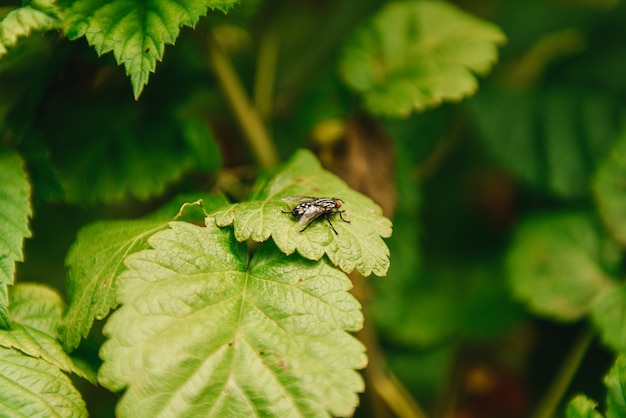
531, 326, 594, 418
254, 27, 279, 121
207, 32, 279, 169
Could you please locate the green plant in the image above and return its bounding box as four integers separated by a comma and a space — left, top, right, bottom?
3, 0, 626, 417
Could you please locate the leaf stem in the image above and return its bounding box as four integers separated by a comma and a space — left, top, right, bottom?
531, 326, 594, 418
206, 32, 279, 169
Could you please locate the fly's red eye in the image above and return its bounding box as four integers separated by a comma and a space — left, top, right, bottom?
334, 199, 342, 208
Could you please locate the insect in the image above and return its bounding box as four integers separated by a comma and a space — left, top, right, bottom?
281, 196, 350, 235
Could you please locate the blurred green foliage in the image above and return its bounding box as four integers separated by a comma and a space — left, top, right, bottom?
3, 0, 626, 417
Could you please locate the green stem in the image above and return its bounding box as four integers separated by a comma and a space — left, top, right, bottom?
206, 32, 279, 169
254, 27, 279, 121
531, 326, 594, 418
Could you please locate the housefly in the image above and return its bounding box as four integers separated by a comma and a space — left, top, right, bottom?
281, 196, 350, 235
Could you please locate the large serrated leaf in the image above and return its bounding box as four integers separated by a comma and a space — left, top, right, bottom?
212, 149, 392, 277
507, 212, 620, 321
99, 221, 366, 418
62, 195, 225, 351
0, 150, 32, 329
0, 283, 95, 383
0, 1, 60, 57
339, 1, 505, 118
59, 0, 238, 98
0, 348, 88, 418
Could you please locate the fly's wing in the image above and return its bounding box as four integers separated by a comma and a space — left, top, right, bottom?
297, 204, 324, 227
281, 196, 317, 204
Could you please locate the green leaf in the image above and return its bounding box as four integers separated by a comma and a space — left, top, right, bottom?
62, 219, 163, 350
8, 282, 64, 338
594, 128, 626, 246
62, 194, 226, 351
0, 347, 88, 417
59, 0, 238, 98
0, 150, 32, 329
339, 1, 505, 118
0, 283, 95, 383
99, 221, 366, 417
507, 213, 620, 321
39, 98, 196, 204
213, 149, 392, 277
469, 87, 619, 199
591, 283, 626, 353
605, 355, 626, 418
0, 2, 61, 57
566, 395, 603, 418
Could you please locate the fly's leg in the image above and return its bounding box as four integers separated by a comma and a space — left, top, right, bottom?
325, 216, 339, 235
337, 210, 350, 224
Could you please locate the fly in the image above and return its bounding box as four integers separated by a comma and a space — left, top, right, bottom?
281, 196, 350, 235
